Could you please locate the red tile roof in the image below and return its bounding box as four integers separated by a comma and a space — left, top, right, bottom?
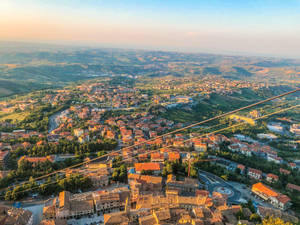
135, 162, 161, 172
286, 183, 300, 192
168, 152, 180, 161
248, 168, 262, 175
252, 182, 278, 197
267, 173, 279, 180
276, 194, 291, 204
280, 168, 291, 175
151, 153, 164, 160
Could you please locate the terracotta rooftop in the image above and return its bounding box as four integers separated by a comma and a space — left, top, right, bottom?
134, 162, 161, 172
168, 152, 180, 160
267, 173, 279, 180
248, 168, 262, 174
286, 183, 300, 192
280, 168, 291, 175
128, 174, 162, 184
252, 182, 279, 197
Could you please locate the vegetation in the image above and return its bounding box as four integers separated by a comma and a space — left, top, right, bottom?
260, 216, 294, 225
4, 174, 92, 201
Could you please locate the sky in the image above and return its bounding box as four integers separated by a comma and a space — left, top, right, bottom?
1, 0, 300, 58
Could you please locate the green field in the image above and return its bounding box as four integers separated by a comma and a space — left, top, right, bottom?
0, 111, 29, 123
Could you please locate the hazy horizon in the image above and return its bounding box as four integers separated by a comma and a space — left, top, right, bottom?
1, 0, 300, 58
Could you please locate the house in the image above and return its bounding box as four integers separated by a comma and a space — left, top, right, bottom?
87, 173, 109, 188
55, 191, 94, 219
128, 174, 162, 201
270, 194, 291, 211
193, 141, 207, 152
0, 204, 33, 225
240, 147, 252, 157
93, 188, 130, 213
266, 173, 279, 183
251, 183, 291, 210
288, 163, 297, 169
138, 153, 148, 161
252, 182, 274, 201
267, 155, 283, 164
237, 164, 245, 174
247, 168, 262, 180
280, 168, 291, 175
168, 152, 180, 161
286, 183, 300, 192
228, 144, 240, 152
166, 174, 198, 194
150, 152, 164, 163
134, 163, 162, 175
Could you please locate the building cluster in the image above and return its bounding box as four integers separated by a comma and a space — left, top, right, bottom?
104, 112, 178, 148
227, 136, 283, 164
140, 76, 265, 96
42, 187, 130, 221
65, 162, 111, 188
40, 187, 257, 225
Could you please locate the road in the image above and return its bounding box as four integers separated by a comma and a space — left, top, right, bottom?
48, 110, 64, 133
198, 170, 242, 204
198, 170, 278, 209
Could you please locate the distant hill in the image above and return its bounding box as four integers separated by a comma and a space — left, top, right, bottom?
202, 67, 221, 75
0, 41, 299, 97
0, 79, 51, 97
251, 60, 300, 67
232, 66, 253, 77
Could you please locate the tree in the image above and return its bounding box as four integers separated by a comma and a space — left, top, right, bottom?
236, 209, 246, 220
235, 168, 241, 175
5, 190, 12, 201
250, 213, 261, 223
221, 174, 228, 181
112, 164, 127, 183
261, 216, 292, 225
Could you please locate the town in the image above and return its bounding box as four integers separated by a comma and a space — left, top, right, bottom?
0, 75, 299, 225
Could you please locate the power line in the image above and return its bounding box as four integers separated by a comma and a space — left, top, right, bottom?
120, 104, 300, 164
2, 88, 299, 191
4, 103, 298, 199
1, 168, 99, 199
0, 122, 226, 193
2, 89, 299, 192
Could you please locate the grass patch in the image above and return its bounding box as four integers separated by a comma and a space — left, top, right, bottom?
0, 111, 29, 123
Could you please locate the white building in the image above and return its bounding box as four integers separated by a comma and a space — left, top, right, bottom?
267, 123, 284, 133
290, 124, 300, 135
